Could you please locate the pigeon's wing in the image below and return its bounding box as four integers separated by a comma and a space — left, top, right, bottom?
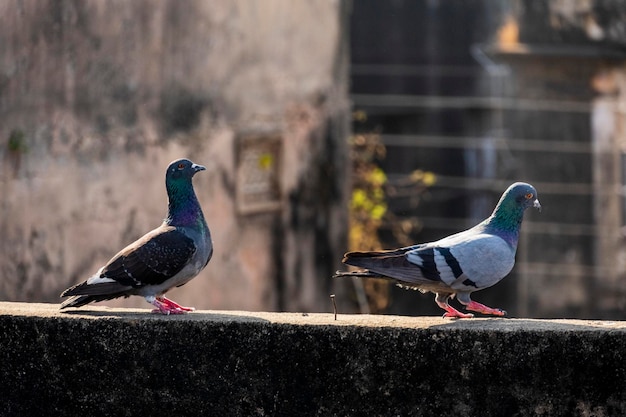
405, 233, 515, 289
340, 228, 479, 279
61, 227, 197, 303
101, 226, 197, 287
341, 244, 425, 261
435, 233, 516, 289
342, 233, 515, 291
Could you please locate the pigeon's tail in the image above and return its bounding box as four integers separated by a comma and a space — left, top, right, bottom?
60, 281, 132, 309
338, 250, 433, 286
61, 295, 111, 309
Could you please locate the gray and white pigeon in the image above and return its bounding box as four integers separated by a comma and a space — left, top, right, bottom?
60, 158, 213, 315
334, 182, 541, 318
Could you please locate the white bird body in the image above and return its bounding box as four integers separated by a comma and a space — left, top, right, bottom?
335, 182, 541, 318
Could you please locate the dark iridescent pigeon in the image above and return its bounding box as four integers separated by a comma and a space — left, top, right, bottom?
60, 158, 213, 315
334, 182, 540, 318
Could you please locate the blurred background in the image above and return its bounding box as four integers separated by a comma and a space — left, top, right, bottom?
1, 0, 626, 319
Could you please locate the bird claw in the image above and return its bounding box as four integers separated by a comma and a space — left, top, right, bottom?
465, 301, 507, 317
442, 311, 474, 319
441, 306, 474, 319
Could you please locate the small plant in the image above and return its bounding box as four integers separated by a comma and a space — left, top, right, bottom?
349, 133, 387, 251
7, 129, 27, 153
348, 132, 390, 313
348, 127, 435, 313
6, 129, 27, 175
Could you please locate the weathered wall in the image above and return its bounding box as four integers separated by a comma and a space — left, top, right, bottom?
2, 302, 626, 417
0, 1, 350, 311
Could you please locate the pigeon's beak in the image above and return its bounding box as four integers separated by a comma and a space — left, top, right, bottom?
533, 199, 541, 212
192, 163, 206, 173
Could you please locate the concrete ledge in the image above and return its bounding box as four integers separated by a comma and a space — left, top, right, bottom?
2, 302, 626, 416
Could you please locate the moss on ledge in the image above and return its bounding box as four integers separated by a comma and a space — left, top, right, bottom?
1, 302, 626, 416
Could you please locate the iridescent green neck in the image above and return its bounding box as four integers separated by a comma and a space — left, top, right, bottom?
483, 196, 525, 246
165, 180, 204, 227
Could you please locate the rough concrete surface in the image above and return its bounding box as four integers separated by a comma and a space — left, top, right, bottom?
1, 302, 626, 416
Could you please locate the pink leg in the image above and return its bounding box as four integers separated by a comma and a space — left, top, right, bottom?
465, 300, 506, 317
435, 293, 474, 319
148, 296, 195, 315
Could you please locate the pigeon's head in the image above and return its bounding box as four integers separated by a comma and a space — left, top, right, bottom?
488, 182, 540, 235
165, 159, 206, 222
166, 158, 206, 182
503, 182, 541, 212
165, 158, 206, 202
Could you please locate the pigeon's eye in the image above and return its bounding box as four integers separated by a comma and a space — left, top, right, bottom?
525, 193, 533, 199
178, 163, 186, 169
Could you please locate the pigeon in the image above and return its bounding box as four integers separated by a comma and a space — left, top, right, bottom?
334, 182, 541, 318
60, 158, 213, 315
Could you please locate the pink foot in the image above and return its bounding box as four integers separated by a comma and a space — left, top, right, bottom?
442, 305, 474, 319
149, 296, 195, 315
158, 296, 195, 312
465, 300, 506, 316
